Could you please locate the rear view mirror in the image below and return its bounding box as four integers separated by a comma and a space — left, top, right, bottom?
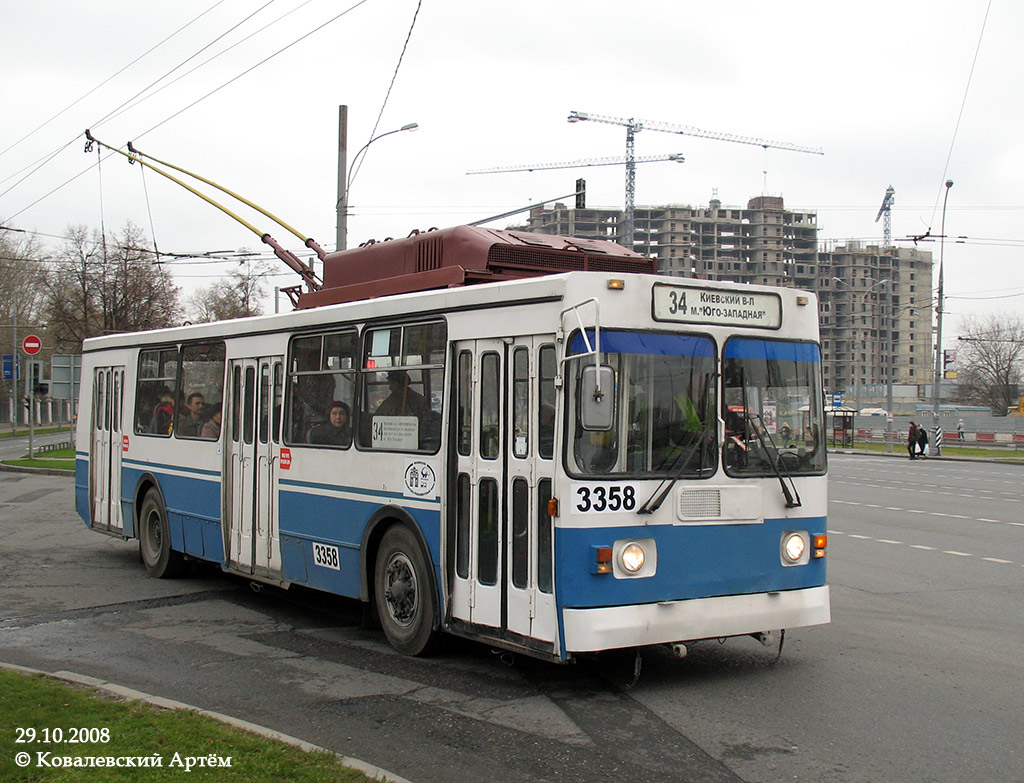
580, 364, 615, 431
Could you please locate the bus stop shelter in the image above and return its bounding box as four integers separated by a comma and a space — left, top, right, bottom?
828, 407, 856, 448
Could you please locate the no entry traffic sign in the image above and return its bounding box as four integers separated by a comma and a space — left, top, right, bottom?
22, 335, 42, 355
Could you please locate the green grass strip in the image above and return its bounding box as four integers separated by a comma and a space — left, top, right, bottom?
0, 670, 374, 782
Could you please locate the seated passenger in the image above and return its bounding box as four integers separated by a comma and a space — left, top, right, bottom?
375, 370, 429, 418
308, 401, 352, 447
150, 387, 175, 434
176, 392, 206, 437
200, 403, 222, 440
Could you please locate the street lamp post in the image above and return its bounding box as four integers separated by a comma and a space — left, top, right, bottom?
335, 108, 418, 251
931, 179, 954, 455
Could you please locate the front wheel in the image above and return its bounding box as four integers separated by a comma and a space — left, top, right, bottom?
374, 525, 439, 656
139, 490, 185, 578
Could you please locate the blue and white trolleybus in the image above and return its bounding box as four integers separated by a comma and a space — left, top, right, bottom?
76, 226, 829, 662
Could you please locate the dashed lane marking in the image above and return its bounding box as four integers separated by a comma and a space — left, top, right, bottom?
828, 531, 1020, 568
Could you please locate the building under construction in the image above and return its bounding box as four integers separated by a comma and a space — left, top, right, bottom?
519, 196, 934, 398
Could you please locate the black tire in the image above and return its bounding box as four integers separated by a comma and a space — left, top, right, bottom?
138, 490, 185, 578
374, 525, 439, 656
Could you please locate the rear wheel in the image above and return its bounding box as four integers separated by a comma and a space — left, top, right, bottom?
139, 490, 185, 578
374, 525, 439, 656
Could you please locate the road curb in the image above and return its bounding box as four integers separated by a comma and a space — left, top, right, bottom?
829, 448, 1024, 465
0, 661, 414, 783
0, 463, 73, 476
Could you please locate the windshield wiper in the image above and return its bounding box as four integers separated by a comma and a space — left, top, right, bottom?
637, 428, 713, 514
746, 412, 802, 509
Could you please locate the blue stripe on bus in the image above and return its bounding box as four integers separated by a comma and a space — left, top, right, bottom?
278, 478, 440, 505
278, 489, 442, 599
571, 330, 715, 357
723, 338, 821, 363
120, 464, 223, 560
122, 458, 222, 478
554, 516, 827, 608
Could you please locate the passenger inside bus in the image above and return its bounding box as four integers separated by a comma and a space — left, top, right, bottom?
176, 392, 207, 437
150, 387, 174, 434
308, 401, 352, 447
375, 370, 429, 417
201, 404, 222, 439
373, 370, 441, 450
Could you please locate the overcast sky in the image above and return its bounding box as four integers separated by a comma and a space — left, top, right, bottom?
1, 0, 1019, 335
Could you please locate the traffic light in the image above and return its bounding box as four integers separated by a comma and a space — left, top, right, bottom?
29, 360, 48, 395
943, 349, 958, 380
575, 178, 586, 209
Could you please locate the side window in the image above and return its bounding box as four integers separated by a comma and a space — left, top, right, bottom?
512, 347, 529, 458
537, 478, 553, 594
135, 347, 178, 437
285, 330, 356, 449
538, 345, 556, 460
457, 351, 472, 456
478, 478, 499, 586
479, 352, 500, 460
358, 321, 446, 453
175, 342, 226, 440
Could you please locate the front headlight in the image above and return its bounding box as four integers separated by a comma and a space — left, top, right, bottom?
620, 542, 646, 573
781, 531, 809, 565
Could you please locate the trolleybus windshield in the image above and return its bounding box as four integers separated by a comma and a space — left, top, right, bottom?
722, 337, 825, 476
567, 330, 717, 478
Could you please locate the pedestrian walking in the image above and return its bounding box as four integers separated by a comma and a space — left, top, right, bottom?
908, 421, 918, 460
917, 424, 929, 458
957, 418, 965, 441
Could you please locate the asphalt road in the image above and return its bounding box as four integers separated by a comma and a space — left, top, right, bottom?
1, 455, 1022, 783
0, 428, 72, 460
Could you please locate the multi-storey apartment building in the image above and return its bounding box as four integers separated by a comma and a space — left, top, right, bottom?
521, 196, 934, 395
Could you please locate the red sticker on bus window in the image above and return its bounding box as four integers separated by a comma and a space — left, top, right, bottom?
122, 435, 129, 452
280, 448, 292, 469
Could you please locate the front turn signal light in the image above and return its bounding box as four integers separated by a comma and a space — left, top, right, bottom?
813, 534, 828, 558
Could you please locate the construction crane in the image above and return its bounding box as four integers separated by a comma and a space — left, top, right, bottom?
567, 110, 824, 247
875, 185, 895, 248
467, 152, 684, 175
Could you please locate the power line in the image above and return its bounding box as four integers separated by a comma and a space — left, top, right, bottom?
92, 0, 289, 132
135, 0, 372, 142
351, 0, 424, 186
929, 0, 992, 226
2, 1, 371, 224
0, 1, 225, 163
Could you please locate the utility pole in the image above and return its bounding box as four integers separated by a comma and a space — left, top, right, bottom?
932, 179, 953, 455
336, 105, 348, 252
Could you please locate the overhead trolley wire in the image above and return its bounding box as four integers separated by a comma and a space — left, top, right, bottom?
2, 0, 373, 226
0, 0, 279, 196
928, 0, 992, 226
0, 0, 225, 163
350, 0, 424, 187
135, 0, 372, 141
90, 0, 286, 132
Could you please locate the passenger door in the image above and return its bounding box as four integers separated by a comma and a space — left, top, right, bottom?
225, 357, 283, 578
505, 338, 556, 644
90, 366, 125, 534
450, 338, 557, 645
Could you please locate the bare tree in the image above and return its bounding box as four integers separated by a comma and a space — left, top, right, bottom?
185, 255, 271, 323
43, 222, 181, 350
955, 313, 1024, 414
0, 223, 47, 408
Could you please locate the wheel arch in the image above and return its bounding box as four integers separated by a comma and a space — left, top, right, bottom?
360, 505, 438, 625
131, 472, 165, 540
